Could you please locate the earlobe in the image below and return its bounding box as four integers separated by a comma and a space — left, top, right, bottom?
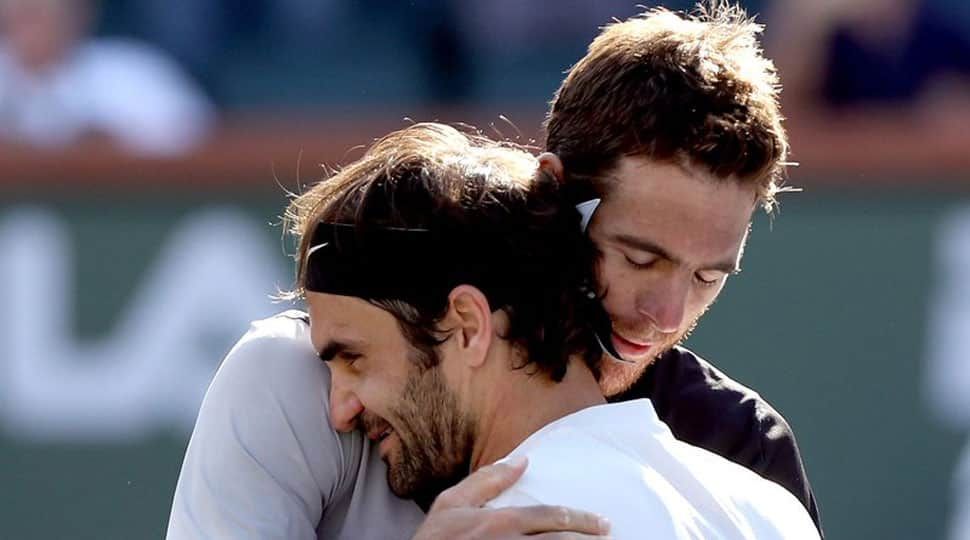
537, 152, 565, 183
446, 285, 492, 367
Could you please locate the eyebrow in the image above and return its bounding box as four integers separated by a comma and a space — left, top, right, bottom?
613, 233, 740, 274
317, 338, 364, 362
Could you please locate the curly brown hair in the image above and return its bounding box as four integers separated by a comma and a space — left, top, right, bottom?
545, 1, 790, 212
285, 123, 601, 382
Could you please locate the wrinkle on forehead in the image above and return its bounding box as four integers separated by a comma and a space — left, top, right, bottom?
594, 156, 755, 269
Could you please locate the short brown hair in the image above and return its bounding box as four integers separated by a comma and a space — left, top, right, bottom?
285, 123, 600, 381
545, 1, 789, 212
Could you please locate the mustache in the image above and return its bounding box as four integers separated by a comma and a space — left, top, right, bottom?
610, 319, 671, 343
357, 410, 392, 435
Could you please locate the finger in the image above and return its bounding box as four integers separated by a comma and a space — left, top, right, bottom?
433, 456, 529, 509
501, 505, 611, 535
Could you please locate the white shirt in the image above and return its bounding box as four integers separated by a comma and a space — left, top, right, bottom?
488, 399, 820, 540
166, 311, 425, 540
0, 38, 211, 155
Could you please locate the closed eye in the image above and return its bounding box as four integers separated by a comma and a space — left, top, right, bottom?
694, 273, 720, 286
318, 340, 364, 364
338, 352, 362, 366
694, 269, 733, 287
624, 254, 657, 270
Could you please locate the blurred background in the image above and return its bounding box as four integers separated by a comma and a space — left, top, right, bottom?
1, 0, 969, 538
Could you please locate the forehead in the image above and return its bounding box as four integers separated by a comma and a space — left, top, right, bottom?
596, 156, 756, 261
305, 292, 404, 352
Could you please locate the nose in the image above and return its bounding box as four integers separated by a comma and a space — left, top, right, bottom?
636, 274, 689, 334
328, 366, 363, 432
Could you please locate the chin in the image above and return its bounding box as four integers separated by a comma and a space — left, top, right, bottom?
392, 467, 468, 512
385, 449, 419, 499
599, 360, 639, 397
598, 349, 664, 397
386, 467, 412, 499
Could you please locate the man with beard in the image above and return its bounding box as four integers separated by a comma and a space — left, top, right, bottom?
168, 3, 821, 539
351, 3, 823, 536
296, 121, 818, 539
534, 3, 823, 531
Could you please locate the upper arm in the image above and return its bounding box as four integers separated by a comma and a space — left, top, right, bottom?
753, 405, 823, 537
166, 323, 360, 540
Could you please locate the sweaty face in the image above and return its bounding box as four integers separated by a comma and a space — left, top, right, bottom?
307, 292, 476, 502
587, 156, 756, 396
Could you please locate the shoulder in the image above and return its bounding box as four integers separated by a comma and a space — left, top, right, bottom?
626, 346, 822, 534
626, 346, 792, 444
676, 440, 821, 540
490, 402, 669, 511
489, 402, 817, 540
202, 310, 355, 466
487, 426, 652, 516
637, 347, 796, 458
207, 310, 325, 401
227, 310, 313, 364
168, 311, 365, 539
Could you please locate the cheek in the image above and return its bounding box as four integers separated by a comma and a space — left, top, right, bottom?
357, 372, 405, 414
596, 253, 634, 292
688, 281, 726, 318
597, 257, 642, 316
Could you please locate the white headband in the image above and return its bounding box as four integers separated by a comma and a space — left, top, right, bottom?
575, 199, 601, 232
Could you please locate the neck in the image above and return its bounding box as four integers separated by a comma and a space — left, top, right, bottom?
469, 356, 606, 471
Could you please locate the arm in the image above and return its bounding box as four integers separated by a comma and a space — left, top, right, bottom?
414, 458, 611, 540
166, 315, 356, 539
753, 406, 823, 535
167, 314, 612, 540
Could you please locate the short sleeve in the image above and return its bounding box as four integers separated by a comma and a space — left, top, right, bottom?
166, 314, 362, 540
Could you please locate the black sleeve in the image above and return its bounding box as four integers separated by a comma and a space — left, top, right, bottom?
611, 347, 824, 537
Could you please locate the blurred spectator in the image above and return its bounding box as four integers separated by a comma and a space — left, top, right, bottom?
767, 0, 970, 133
0, 0, 213, 156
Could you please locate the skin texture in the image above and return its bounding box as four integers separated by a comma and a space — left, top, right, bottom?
314, 282, 607, 487
314, 154, 758, 539
308, 292, 477, 504
567, 155, 757, 396
312, 286, 613, 539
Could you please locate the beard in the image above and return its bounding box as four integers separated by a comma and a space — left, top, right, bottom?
599, 315, 700, 397
372, 363, 477, 510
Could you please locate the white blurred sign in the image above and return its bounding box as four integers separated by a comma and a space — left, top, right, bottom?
924, 206, 970, 540
0, 207, 290, 442
925, 207, 970, 429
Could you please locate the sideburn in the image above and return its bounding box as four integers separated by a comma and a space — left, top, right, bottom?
392, 354, 477, 511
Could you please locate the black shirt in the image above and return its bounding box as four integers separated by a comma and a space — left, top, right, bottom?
611, 346, 824, 536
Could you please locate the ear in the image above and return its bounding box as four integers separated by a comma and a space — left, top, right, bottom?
537, 152, 565, 183
443, 285, 493, 368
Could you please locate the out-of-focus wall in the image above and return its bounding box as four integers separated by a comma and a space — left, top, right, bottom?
3, 1, 970, 539
0, 138, 967, 539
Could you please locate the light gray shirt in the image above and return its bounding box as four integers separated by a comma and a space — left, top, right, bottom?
166, 311, 425, 539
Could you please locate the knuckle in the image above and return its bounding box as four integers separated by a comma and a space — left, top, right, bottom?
489, 508, 514, 529
432, 489, 458, 510
556, 505, 571, 527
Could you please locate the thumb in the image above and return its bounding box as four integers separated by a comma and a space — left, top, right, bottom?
434, 455, 528, 509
